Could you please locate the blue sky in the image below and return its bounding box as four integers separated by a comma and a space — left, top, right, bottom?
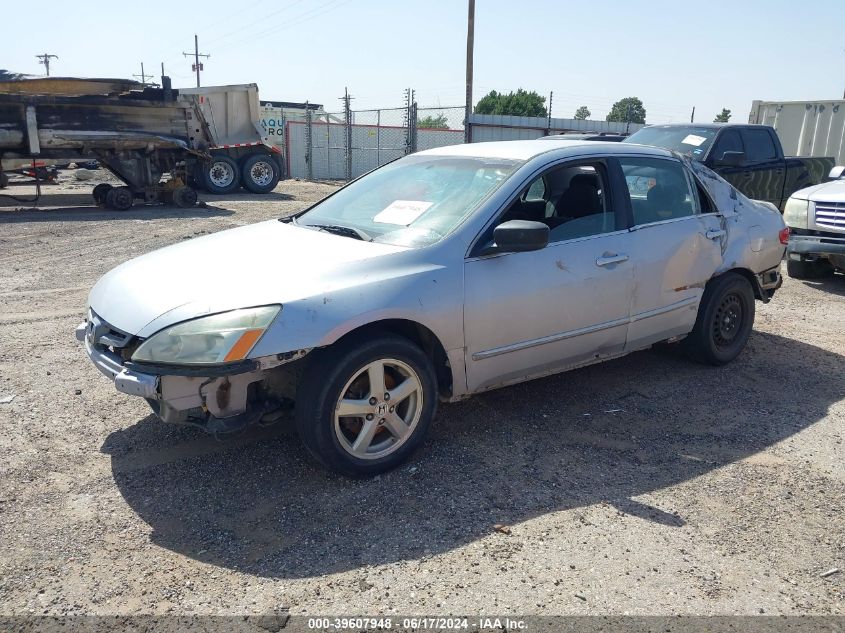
4, 0, 844, 123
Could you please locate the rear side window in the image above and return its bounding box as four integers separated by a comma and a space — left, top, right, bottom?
741, 128, 778, 162
620, 157, 696, 225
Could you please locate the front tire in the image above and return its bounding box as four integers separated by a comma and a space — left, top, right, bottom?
684, 272, 755, 366
200, 155, 240, 194
786, 258, 834, 280
295, 334, 438, 477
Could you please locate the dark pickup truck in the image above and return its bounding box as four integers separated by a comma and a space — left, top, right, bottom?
623, 123, 834, 210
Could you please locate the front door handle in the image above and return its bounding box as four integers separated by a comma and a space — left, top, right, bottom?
596, 253, 629, 267
705, 229, 726, 240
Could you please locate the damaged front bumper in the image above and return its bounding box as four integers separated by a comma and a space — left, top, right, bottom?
75, 320, 307, 428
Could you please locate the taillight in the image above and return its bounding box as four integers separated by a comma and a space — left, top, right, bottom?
779, 227, 790, 245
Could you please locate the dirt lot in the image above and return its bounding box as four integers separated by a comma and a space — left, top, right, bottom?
0, 172, 843, 618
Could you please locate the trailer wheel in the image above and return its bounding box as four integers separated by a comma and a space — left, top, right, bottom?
200, 156, 240, 194
105, 186, 134, 211
173, 185, 198, 208
92, 183, 112, 206
241, 154, 280, 194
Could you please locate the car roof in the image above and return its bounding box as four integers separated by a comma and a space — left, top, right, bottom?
417, 139, 673, 161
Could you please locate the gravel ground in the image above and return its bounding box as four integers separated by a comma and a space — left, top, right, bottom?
0, 172, 843, 618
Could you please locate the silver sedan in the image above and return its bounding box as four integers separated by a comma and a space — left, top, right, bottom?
77, 140, 787, 476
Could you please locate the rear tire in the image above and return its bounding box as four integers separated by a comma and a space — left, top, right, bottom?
104, 186, 134, 211
199, 155, 240, 195
295, 334, 437, 477
684, 272, 755, 366
172, 185, 198, 208
92, 183, 112, 206
241, 154, 280, 194
786, 258, 834, 280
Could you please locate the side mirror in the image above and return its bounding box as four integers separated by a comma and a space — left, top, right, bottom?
828, 165, 845, 180
485, 220, 549, 254
714, 150, 745, 167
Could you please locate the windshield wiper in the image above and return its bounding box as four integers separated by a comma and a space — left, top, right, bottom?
307, 223, 371, 241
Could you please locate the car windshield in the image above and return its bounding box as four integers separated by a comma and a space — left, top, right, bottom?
624, 126, 719, 160
295, 155, 522, 247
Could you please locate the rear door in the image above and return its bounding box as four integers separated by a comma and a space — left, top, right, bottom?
615, 155, 724, 351
740, 127, 785, 206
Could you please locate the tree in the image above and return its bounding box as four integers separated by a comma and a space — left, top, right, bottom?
606, 97, 646, 124
417, 113, 449, 129
0, 69, 26, 81
573, 106, 591, 120
714, 108, 732, 123
474, 89, 547, 118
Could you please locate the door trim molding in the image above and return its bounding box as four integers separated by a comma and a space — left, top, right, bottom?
471, 296, 699, 361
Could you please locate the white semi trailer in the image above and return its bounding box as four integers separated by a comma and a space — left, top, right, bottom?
749, 99, 845, 167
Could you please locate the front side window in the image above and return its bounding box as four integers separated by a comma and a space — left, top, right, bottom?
711, 129, 744, 160
620, 157, 696, 225
297, 155, 521, 247
741, 128, 778, 163
498, 162, 617, 242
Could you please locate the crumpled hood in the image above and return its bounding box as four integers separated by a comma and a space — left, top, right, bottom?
88, 220, 407, 336
792, 179, 845, 202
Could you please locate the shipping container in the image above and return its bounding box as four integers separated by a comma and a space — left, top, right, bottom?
748, 100, 845, 166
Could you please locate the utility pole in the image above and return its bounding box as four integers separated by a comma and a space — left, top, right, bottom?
183, 35, 210, 87
464, 0, 475, 143
690, 106, 695, 122
341, 88, 353, 181
133, 62, 154, 86
35, 53, 58, 76
547, 91, 553, 133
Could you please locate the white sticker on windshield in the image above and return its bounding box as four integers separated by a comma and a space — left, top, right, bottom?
373, 200, 432, 225
681, 134, 707, 147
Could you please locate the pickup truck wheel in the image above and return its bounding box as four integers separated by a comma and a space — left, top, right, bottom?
200, 156, 240, 194
684, 272, 755, 366
241, 154, 280, 194
786, 258, 834, 280
295, 334, 437, 477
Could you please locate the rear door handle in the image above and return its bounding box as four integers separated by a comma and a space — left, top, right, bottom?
706, 229, 726, 240
596, 253, 629, 267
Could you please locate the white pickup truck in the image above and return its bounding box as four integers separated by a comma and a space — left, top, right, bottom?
783, 166, 845, 279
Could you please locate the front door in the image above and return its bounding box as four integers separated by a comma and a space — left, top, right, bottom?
463, 160, 634, 393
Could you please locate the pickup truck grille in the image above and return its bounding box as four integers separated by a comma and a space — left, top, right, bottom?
814, 201, 845, 231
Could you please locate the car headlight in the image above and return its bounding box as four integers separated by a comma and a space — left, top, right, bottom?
132, 305, 280, 365
783, 197, 808, 229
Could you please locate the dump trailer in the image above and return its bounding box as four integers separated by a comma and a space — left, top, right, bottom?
0, 77, 283, 209
180, 84, 283, 194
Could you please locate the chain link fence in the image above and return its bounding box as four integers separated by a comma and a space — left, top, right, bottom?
286, 95, 465, 182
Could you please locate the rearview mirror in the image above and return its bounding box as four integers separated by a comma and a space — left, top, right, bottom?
487, 220, 549, 254
828, 165, 845, 180
714, 150, 745, 167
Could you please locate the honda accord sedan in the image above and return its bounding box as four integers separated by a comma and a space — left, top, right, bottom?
77, 139, 787, 476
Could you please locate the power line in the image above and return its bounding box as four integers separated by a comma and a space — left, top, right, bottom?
35, 53, 58, 76
182, 35, 210, 88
